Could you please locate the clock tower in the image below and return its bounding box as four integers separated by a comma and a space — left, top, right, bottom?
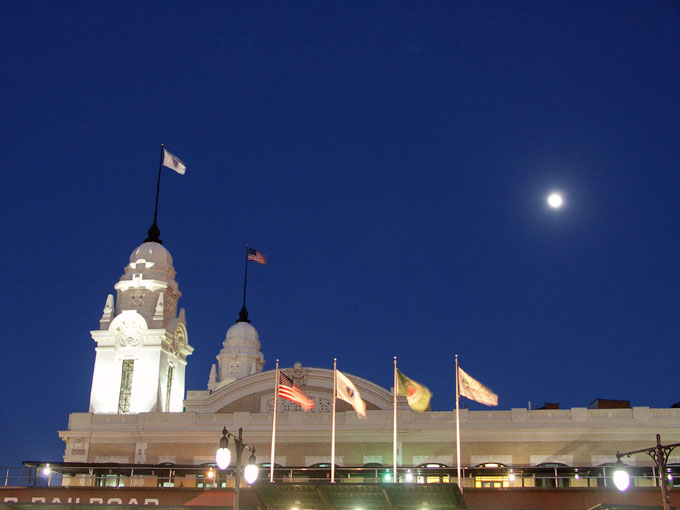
89, 241, 193, 413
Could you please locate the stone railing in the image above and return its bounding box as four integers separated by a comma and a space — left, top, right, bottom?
588, 409, 633, 420
468, 410, 513, 421
196, 414, 232, 425
651, 408, 680, 419
70, 406, 680, 433
411, 412, 452, 422
527, 410, 572, 420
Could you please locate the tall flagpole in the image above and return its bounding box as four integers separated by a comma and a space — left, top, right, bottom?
331, 358, 337, 483
269, 359, 279, 483
144, 144, 165, 244
393, 356, 398, 483
455, 354, 462, 493
238, 244, 250, 322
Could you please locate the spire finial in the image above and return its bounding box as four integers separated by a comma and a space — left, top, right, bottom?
237, 305, 250, 323
144, 221, 162, 244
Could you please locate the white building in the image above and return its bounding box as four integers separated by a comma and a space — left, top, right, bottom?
88, 242, 193, 414
60, 240, 680, 477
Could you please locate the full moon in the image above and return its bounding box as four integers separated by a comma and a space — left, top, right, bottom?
547, 192, 564, 209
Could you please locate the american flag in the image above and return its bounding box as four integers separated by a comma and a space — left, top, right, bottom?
278, 372, 314, 411
247, 247, 267, 265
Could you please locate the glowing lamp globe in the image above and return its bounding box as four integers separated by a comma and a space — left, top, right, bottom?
613, 469, 630, 491
243, 463, 259, 485
216, 447, 231, 470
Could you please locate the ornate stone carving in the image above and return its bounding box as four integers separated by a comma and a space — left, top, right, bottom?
290, 361, 308, 387
114, 320, 142, 348
172, 324, 186, 356
317, 398, 332, 413
169, 336, 179, 355
109, 310, 147, 355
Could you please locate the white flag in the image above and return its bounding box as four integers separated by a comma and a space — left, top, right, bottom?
336, 370, 366, 418
163, 148, 186, 175
458, 366, 498, 406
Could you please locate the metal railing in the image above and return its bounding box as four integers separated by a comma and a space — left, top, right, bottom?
3, 463, 678, 491
2, 467, 63, 488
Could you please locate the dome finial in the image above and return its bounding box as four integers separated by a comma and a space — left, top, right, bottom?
237, 305, 250, 323
144, 221, 162, 244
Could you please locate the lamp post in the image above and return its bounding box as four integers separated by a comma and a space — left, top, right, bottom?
41, 464, 51, 487
615, 433, 680, 510
215, 427, 259, 510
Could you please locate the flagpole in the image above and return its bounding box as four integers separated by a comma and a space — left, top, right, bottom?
455, 354, 462, 493
393, 356, 398, 483
239, 244, 250, 322
144, 144, 165, 244
331, 358, 337, 483
270, 359, 279, 483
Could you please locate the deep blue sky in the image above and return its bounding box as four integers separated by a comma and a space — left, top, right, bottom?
2, 2, 679, 467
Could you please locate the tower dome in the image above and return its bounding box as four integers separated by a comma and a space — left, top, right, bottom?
209, 320, 265, 391
129, 242, 173, 268
113, 241, 180, 323
225, 321, 260, 347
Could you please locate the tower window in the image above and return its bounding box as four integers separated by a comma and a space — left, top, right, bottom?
118, 360, 134, 414
165, 366, 174, 412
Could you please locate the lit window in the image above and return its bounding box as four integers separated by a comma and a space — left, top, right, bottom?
165, 366, 174, 411
118, 360, 134, 414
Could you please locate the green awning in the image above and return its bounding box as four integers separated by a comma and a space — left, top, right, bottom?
254, 483, 467, 510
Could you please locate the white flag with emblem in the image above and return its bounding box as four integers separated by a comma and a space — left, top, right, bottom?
162, 148, 186, 175
336, 370, 366, 418
458, 366, 498, 406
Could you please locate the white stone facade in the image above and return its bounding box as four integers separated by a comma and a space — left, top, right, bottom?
61, 405, 680, 467
89, 242, 193, 414
65, 240, 680, 470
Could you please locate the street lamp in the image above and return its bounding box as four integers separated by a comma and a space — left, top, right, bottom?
215, 427, 259, 510
243, 452, 258, 485
216, 429, 231, 470
40, 464, 52, 487
615, 433, 680, 510
612, 460, 629, 491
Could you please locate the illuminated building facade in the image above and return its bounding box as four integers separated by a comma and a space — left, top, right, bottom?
88, 243, 193, 414
60, 241, 680, 489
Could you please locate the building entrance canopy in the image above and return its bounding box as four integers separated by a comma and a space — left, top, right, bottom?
254, 483, 466, 510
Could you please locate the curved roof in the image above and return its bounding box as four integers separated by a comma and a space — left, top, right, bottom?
130, 242, 173, 268
115, 241, 179, 294
185, 366, 398, 414
223, 321, 260, 350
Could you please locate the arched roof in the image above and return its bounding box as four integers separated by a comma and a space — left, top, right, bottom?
185, 366, 396, 414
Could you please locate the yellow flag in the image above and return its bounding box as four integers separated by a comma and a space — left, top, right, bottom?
397, 369, 432, 412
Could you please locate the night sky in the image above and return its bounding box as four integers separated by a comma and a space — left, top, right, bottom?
2, 2, 679, 467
